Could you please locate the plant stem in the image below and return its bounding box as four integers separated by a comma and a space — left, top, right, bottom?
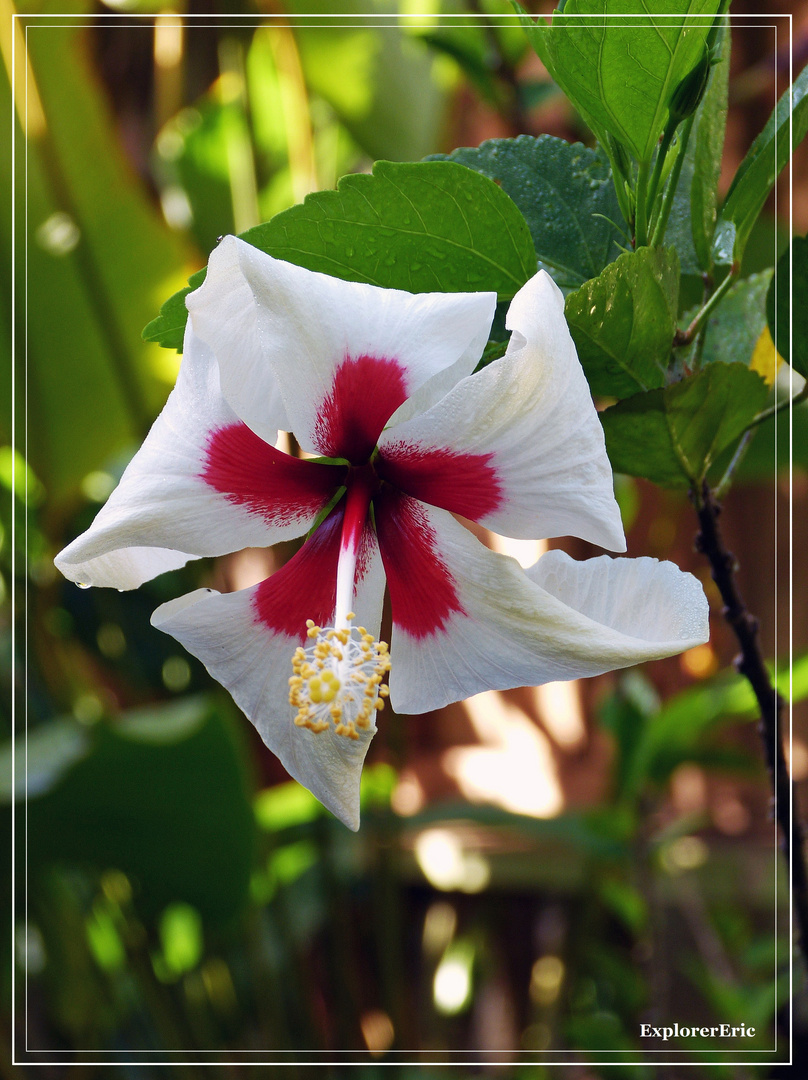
713, 429, 755, 501
645, 125, 675, 223
675, 262, 738, 346
714, 379, 808, 498
603, 140, 634, 232
635, 159, 651, 247
692, 482, 808, 965
746, 380, 808, 432
650, 112, 696, 247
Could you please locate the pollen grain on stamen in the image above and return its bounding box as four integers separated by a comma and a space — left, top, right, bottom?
289, 616, 391, 740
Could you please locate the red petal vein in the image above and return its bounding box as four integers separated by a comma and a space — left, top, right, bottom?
376, 442, 503, 521
203, 422, 343, 525
252, 505, 377, 640
375, 489, 465, 639
313, 355, 408, 462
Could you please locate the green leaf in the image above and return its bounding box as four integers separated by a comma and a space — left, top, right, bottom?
142, 284, 196, 351
642, 652, 808, 778
564, 247, 679, 397
601, 363, 769, 488
244, 159, 535, 294
714, 63, 808, 265
145, 159, 536, 349
665, 20, 730, 272
430, 134, 625, 288
27, 698, 256, 923
691, 27, 730, 269
609, 653, 808, 792
599, 672, 659, 801
701, 270, 772, 368
520, 0, 723, 164
0, 719, 90, 803
767, 234, 808, 377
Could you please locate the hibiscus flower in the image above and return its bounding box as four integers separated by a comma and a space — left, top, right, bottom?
55, 236, 708, 829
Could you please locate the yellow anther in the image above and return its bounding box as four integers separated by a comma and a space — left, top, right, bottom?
290, 620, 391, 739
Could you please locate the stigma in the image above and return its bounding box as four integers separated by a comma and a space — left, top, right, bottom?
289, 615, 391, 739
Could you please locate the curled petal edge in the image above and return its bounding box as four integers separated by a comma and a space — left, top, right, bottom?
385, 506, 709, 714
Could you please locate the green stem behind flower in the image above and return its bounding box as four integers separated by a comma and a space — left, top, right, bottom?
634, 159, 651, 247
645, 125, 676, 222
650, 112, 696, 248
716, 380, 808, 497
747, 380, 808, 431
675, 261, 738, 347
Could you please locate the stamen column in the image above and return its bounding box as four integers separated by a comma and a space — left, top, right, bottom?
334, 470, 375, 630
289, 470, 390, 739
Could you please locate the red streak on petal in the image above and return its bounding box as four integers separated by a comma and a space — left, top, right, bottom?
252, 503, 376, 640
341, 466, 378, 553
376, 442, 503, 521
313, 355, 408, 462
203, 423, 343, 525
252, 510, 342, 639
375, 489, 465, 639
355, 522, 377, 584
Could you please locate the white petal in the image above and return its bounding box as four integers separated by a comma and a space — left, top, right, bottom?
185, 239, 289, 444
377, 270, 626, 551
187, 236, 496, 457
525, 548, 709, 647
384, 504, 708, 714
54, 325, 336, 590
150, 530, 386, 830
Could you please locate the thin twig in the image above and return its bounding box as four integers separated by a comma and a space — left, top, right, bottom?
714, 429, 755, 501
645, 124, 676, 225
746, 380, 808, 432
692, 482, 808, 964
650, 112, 696, 248
635, 159, 651, 248
715, 380, 808, 498
674, 262, 738, 347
